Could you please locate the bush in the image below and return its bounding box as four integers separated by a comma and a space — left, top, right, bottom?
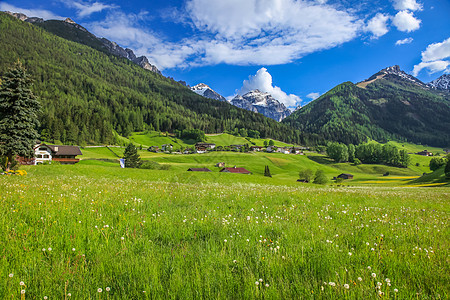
140, 161, 160, 170
429, 157, 446, 171
353, 158, 361, 165
313, 169, 328, 184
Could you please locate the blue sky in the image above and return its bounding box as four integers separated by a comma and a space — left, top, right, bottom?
1, 0, 449, 108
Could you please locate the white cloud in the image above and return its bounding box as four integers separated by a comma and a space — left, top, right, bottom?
412, 38, 450, 76
395, 37, 413, 45
0, 3, 64, 20
392, 10, 421, 32
66, 1, 118, 18
306, 92, 320, 100
366, 13, 390, 38
392, 0, 422, 11
237, 68, 301, 108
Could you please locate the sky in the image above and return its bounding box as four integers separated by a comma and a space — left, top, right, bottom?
1, 0, 449, 109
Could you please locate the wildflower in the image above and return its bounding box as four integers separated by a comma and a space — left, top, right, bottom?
282, 256, 286, 260
20, 281, 25, 286
233, 260, 237, 263
371, 273, 376, 278
106, 287, 111, 292
385, 278, 391, 283
44, 297, 48, 300
329, 282, 336, 286
72, 248, 76, 251
377, 282, 382, 287
357, 277, 362, 281
224, 239, 227, 242
121, 237, 125, 240
8, 273, 13, 278
21, 290, 25, 294
378, 291, 384, 296
246, 239, 250, 242
344, 284, 349, 289
48, 247, 52, 251
42, 248, 46, 252
394, 288, 398, 293
259, 278, 263, 282
67, 293, 71, 297
255, 281, 259, 286
98, 288, 102, 293
265, 283, 269, 287
348, 252, 352, 256
367, 266, 371, 270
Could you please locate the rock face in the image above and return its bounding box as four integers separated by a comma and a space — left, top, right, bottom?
191, 83, 226, 101
231, 90, 291, 122
428, 74, 450, 90
7, 11, 161, 75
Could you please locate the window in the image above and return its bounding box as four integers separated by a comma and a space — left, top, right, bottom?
37, 155, 42, 158
39, 147, 47, 151
43, 155, 49, 158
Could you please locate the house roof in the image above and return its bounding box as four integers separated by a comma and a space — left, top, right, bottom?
44, 145, 82, 156
187, 168, 212, 172
220, 167, 251, 174
195, 143, 215, 146
338, 173, 353, 177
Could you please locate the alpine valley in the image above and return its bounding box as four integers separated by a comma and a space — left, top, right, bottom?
1, 11, 449, 148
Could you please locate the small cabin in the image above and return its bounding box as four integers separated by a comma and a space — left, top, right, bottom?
337, 173, 354, 180
147, 146, 159, 152
187, 168, 212, 172
220, 167, 251, 174
33, 144, 82, 164
416, 150, 433, 156
250, 146, 264, 152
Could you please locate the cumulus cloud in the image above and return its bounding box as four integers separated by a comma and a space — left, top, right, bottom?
64, 1, 118, 18
392, 10, 421, 32
412, 38, 450, 76
0, 2, 64, 20
391, 0, 422, 11
306, 92, 321, 100
237, 68, 301, 108
395, 37, 413, 45
366, 13, 390, 38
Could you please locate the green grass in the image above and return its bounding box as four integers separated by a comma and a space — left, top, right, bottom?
1, 164, 449, 299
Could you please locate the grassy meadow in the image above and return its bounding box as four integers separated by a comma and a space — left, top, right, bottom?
2, 141, 449, 299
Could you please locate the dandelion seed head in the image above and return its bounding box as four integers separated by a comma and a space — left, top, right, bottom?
255, 281, 259, 285
265, 283, 269, 287
372, 273, 376, 278
19, 281, 25, 286
97, 288, 102, 293
21, 290, 25, 294
8, 273, 13, 278
106, 287, 111, 292
344, 284, 349, 289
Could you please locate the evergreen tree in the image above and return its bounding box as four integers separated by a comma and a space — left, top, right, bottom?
429, 157, 445, 171
123, 143, 142, 168
0, 61, 41, 171
445, 159, 450, 179
313, 169, 328, 184
264, 165, 272, 177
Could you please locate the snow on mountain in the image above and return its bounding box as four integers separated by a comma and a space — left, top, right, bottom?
230, 90, 291, 122
428, 74, 450, 90
191, 83, 226, 101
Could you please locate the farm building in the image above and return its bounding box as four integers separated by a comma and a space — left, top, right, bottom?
195, 143, 216, 150
220, 167, 252, 174
147, 146, 159, 152
187, 168, 212, 172
297, 179, 309, 183
33, 144, 82, 164
250, 146, 264, 151
416, 150, 433, 156
337, 173, 354, 180
161, 144, 173, 151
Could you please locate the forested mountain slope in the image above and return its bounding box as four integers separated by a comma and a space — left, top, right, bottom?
283, 67, 450, 147
0, 13, 320, 145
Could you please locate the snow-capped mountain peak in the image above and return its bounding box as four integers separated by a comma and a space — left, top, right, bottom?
191, 83, 226, 101
428, 74, 450, 90
379, 65, 428, 88
230, 90, 291, 122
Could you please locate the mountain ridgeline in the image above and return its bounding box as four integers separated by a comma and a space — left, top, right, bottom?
0, 12, 321, 146
283, 66, 450, 147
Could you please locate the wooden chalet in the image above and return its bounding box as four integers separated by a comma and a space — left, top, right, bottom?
195, 143, 216, 150
220, 166, 252, 174
416, 150, 433, 156
187, 168, 212, 172
250, 146, 264, 151
147, 146, 159, 152
337, 173, 354, 180
33, 144, 82, 164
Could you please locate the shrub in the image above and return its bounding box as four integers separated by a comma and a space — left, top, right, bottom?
313, 169, 328, 184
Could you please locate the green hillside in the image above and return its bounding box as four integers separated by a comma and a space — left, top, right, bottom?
0, 13, 320, 146
283, 73, 450, 147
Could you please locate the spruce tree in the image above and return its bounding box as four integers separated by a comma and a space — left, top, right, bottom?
264, 165, 272, 177
123, 143, 142, 168
0, 61, 41, 171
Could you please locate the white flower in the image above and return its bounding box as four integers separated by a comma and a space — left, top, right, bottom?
247, 216, 251, 220
98, 288, 102, 293
367, 266, 371, 270
259, 278, 263, 282
372, 273, 376, 278
21, 290, 25, 294
42, 248, 46, 252
329, 282, 336, 286
72, 248, 76, 251
106, 287, 111, 292
19, 281, 25, 286
233, 260, 237, 263
282, 256, 286, 260
385, 278, 391, 283
67, 293, 71, 297
348, 252, 352, 256
8, 273, 13, 278
265, 283, 269, 287
121, 237, 125, 240
44, 297, 48, 300
255, 281, 259, 285
48, 247, 52, 251
394, 288, 398, 292
377, 282, 382, 287
224, 239, 227, 242
246, 239, 250, 242
344, 284, 349, 289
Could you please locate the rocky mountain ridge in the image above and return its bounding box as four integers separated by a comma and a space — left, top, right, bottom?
5, 11, 161, 74
428, 74, 450, 90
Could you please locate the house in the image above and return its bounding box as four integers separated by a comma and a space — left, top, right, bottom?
215, 162, 225, 167
416, 150, 433, 156
266, 146, 276, 153
34, 144, 82, 164
250, 146, 264, 152
229, 144, 244, 151
297, 179, 309, 183
337, 173, 354, 180
147, 146, 159, 152
187, 168, 212, 172
161, 144, 173, 151
220, 166, 252, 174
195, 143, 216, 150
277, 147, 290, 154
